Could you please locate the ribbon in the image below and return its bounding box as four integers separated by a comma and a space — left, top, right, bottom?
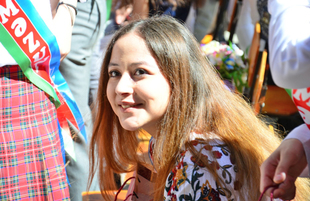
0, 0, 87, 159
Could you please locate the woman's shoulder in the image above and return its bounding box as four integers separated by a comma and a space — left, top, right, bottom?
185, 133, 235, 170
183, 139, 237, 181
187, 138, 232, 163
164, 138, 240, 201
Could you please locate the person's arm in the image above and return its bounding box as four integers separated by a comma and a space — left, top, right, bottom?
268, 0, 310, 89
51, 0, 78, 61
260, 124, 310, 200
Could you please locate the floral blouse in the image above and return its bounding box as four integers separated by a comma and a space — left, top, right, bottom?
148, 136, 282, 201
149, 137, 239, 201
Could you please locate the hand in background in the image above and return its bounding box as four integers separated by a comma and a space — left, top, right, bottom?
260, 139, 307, 200
115, 4, 133, 25
115, 0, 149, 25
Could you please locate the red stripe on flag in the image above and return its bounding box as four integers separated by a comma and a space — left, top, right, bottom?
1, 0, 51, 75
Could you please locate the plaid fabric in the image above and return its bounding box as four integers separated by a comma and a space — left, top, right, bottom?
0, 65, 70, 200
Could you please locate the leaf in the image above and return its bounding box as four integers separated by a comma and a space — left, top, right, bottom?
195, 180, 201, 191
179, 194, 193, 201
222, 165, 232, 169
228, 40, 233, 49
192, 171, 204, 184
222, 170, 227, 179
178, 179, 185, 186
221, 148, 229, 156
217, 187, 227, 196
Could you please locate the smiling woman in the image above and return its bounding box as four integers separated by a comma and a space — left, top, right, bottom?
88, 15, 310, 201
107, 32, 170, 135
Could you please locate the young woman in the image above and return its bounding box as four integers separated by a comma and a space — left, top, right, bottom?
89, 16, 310, 200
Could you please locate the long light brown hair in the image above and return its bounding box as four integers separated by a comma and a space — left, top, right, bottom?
89, 15, 310, 200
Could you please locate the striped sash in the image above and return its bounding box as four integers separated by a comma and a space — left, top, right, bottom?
0, 0, 87, 159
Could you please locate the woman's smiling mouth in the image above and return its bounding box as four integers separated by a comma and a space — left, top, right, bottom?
120, 104, 142, 109
121, 105, 131, 109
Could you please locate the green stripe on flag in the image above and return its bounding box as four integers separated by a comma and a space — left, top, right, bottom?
0, 24, 60, 108
0, 25, 30, 68
285, 89, 293, 99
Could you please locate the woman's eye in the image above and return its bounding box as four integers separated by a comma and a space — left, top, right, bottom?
135, 69, 147, 76
108, 71, 120, 77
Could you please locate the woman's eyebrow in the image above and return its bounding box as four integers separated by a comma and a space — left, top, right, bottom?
130, 61, 148, 66
129, 61, 157, 69
108, 62, 119, 68
108, 61, 157, 69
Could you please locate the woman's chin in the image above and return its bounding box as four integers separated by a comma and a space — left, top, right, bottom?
120, 123, 140, 132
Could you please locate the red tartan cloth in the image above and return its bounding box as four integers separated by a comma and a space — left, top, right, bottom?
0, 65, 70, 200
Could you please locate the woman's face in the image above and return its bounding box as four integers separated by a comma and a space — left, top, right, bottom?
107, 32, 171, 136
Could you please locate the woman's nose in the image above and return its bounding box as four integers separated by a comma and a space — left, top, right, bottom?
115, 73, 134, 95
